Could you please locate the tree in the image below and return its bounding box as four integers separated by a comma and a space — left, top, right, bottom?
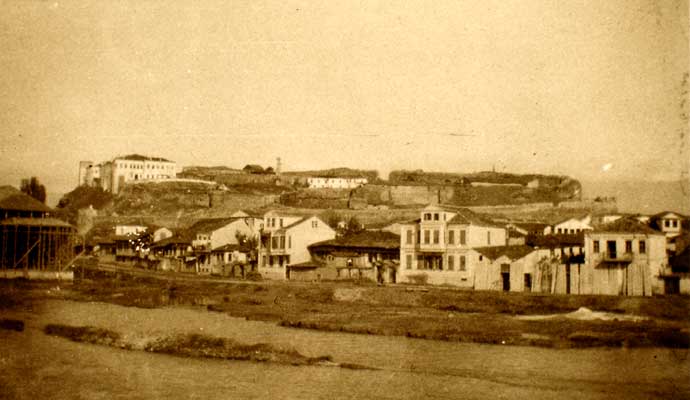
20, 177, 47, 204
235, 232, 259, 262
343, 216, 364, 236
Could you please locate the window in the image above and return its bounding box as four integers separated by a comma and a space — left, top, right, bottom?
406, 255, 412, 270
433, 230, 439, 244
448, 230, 455, 245
269, 256, 274, 266
459, 255, 466, 271
665, 220, 670, 227
288, 236, 291, 249
416, 231, 421, 244
279, 236, 285, 249
312, 220, 318, 228
448, 255, 454, 270
625, 240, 632, 253
478, 255, 483, 262
279, 218, 284, 227
424, 213, 432, 221
593, 240, 600, 253
639, 240, 646, 254
433, 213, 439, 221
672, 220, 678, 228
460, 230, 466, 245
487, 231, 491, 245
406, 230, 413, 244
271, 236, 279, 249
424, 230, 430, 244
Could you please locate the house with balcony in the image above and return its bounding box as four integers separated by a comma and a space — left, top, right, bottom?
258, 211, 336, 280
398, 204, 507, 287
584, 217, 667, 296
303, 230, 400, 283
150, 235, 193, 271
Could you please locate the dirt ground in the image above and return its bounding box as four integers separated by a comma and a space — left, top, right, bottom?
2, 270, 689, 349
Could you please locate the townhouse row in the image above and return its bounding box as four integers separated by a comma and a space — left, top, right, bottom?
94, 205, 689, 296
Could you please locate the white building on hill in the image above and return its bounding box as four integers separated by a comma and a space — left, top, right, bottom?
79, 154, 177, 193
306, 176, 368, 189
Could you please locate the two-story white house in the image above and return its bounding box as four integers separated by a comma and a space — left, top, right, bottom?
584, 217, 667, 296
187, 217, 259, 274
258, 211, 336, 280
398, 204, 507, 287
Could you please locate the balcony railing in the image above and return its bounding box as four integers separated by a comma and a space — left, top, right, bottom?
601, 251, 633, 262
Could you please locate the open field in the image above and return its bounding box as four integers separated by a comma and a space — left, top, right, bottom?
2, 267, 688, 350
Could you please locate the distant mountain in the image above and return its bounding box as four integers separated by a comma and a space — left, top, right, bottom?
580, 179, 689, 215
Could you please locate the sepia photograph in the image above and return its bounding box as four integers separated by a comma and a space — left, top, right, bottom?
1, 0, 689, 398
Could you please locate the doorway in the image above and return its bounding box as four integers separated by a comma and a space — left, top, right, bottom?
664, 277, 680, 295
524, 273, 532, 292
501, 263, 510, 291
607, 240, 617, 259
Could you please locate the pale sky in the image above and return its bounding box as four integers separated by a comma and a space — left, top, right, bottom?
1, 0, 688, 199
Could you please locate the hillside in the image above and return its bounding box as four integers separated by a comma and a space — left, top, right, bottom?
54, 186, 115, 224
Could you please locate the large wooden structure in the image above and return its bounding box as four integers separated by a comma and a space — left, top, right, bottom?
0, 185, 77, 275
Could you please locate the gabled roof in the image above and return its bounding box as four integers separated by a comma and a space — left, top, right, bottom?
446, 208, 502, 228
473, 245, 536, 262
211, 243, 242, 253
592, 217, 659, 234
309, 230, 400, 251
187, 218, 242, 235
551, 213, 590, 226
150, 234, 191, 248
117, 154, 172, 162
276, 216, 316, 232
231, 210, 264, 218
508, 221, 549, 232
0, 186, 52, 213
651, 211, 686, 220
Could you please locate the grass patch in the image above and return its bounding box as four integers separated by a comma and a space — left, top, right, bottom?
42, 323, 344, 367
